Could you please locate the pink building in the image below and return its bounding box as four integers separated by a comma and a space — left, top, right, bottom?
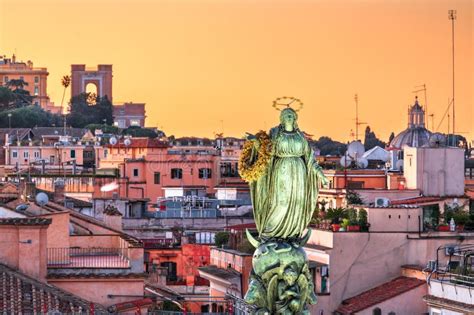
96, 137, 246, 203
113, 102, 146, 128
0, 196, 148, 311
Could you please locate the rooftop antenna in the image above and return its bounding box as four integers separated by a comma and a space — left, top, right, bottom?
448, 9, 456, 144
354, 94, 367, 141
429, 113, 435, 131
413, 84, 428, 128
436, 98, 452, 131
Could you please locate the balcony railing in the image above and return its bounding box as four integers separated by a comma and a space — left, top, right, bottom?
431, 270, 474, 287
47, 247, 130, 268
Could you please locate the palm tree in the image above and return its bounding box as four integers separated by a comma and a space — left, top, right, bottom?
60, 75, 71, 107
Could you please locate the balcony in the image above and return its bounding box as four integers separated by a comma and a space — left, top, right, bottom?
47, 247, 130, 269
426, 244, 474, 306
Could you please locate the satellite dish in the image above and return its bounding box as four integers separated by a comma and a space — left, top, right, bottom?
35, 192, 49, 207
396, 159, 404, 170
109, 136, 118, 145
356, 157, 369, 169
429, 133, 447, 148
340, 155, 352, 168
347, 141, 365, 159
15, 204, 29, 211
124, 138, 131, 146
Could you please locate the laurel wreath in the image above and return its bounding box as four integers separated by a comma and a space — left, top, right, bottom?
238, 131, 272, 182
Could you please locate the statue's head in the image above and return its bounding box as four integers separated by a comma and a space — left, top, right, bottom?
280, 107, 298, 130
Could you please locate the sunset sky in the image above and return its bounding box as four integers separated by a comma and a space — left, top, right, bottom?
0, 0, 472, 142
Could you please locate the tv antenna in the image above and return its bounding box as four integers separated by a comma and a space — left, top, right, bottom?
448, 9, 456, 141
354, 94, 367, 141
429, 113, 435, 130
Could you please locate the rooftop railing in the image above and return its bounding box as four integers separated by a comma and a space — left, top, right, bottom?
47, 247, 130, 269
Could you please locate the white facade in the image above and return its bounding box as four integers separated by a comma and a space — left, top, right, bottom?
404, 147, 465, 196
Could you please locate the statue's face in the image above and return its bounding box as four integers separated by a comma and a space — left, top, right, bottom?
284, 269, 298, 285
281, 109, 296, 126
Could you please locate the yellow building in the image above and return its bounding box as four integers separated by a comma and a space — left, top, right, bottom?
0, 54, 61, 113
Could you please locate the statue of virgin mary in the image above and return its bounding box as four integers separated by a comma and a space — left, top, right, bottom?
245, 107, 328, 240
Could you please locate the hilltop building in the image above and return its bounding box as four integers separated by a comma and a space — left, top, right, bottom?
0, 55, 61, 113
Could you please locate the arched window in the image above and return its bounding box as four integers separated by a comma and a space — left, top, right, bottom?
373, 308, 382, 315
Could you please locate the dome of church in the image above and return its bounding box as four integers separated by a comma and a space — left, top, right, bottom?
389, 97, 432, 149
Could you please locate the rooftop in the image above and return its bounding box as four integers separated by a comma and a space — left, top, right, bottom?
0, 263, 107, 313
335, 276, 425, 314
390, 196, 443, 205
198, 265, 240, 281
0, 217, 51, 226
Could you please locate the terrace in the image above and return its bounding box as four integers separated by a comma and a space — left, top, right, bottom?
425, 244, 474, 307
47, 234, 143, 272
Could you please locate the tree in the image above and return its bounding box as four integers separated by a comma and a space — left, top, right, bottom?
0, 106, 62, 128
0, 79, 33, 108
363, 126, 386, 150
60, 75, 71, 107
0, 87, 14, 110
67, 93, 113, 128
214, 231, 230, 248
388, 132, 395, 144
313, 136, 347, 156
85, 124, 120, 134
123, 126, 158, 138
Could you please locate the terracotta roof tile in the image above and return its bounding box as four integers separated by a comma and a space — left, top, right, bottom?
0, 263, 107, 313
390, 196, 442, 205
335, 276, 425, 314
0, 217, 51, 226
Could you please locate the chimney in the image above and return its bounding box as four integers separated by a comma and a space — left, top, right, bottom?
103, 204, 123, 231
53, 180, 65, 203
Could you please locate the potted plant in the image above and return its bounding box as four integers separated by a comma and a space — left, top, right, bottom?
326, 207, 347, 232
438, 224, 450, 232
453, 212, 469, 231
347, 208, 360, 232
340, 218, 350, 232
358, 209, 369, 232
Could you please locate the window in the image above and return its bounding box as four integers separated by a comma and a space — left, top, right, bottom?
3, 76, 8, 83
104, 149, 108, 158
19, 76, 24, 81
154, 172, 161, 184
199, 168, 212, 179
130, 119, 140, 126
70, 150, 76, 158
373, 308, 382, 315
133, 169, 139, 177
12, 150, 17, 158
34, 151, 40, 158
171, 168, 182, 179
34, 86, 39, 95
23, 151, 29, 158
34, 76, 39, 84
50, 155, 55, 164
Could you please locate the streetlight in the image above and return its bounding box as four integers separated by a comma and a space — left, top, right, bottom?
7, 113, 11, 129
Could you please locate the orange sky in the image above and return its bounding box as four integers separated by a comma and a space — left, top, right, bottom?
0, 0, 472, 142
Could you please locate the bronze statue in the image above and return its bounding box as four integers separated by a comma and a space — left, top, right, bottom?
239, 98, 327, 314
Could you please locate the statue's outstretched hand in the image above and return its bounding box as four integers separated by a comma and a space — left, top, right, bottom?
314, 165, 329, 186
319, 173, 329, 186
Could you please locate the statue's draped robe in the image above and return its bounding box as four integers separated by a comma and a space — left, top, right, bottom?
250, 128, 321, 239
